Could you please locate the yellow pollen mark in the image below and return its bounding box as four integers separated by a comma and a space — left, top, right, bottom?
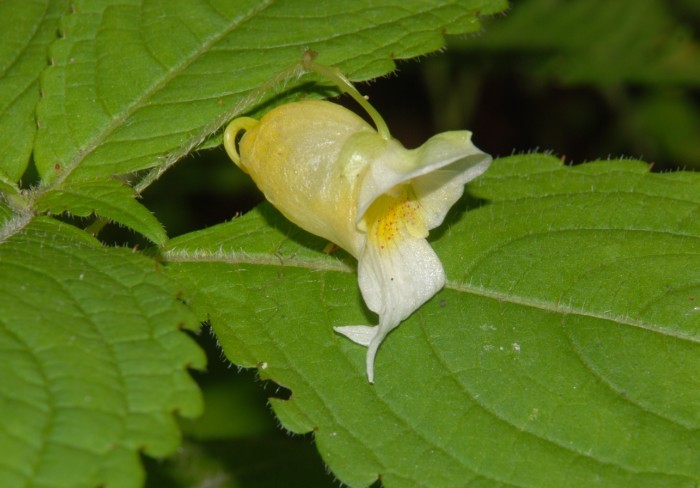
363, 186, 427, 251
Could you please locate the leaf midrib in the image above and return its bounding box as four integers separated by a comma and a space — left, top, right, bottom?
163, 246, 697, 343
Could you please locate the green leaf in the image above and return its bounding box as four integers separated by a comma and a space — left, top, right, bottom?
163, 155, 700, 486
35, 179, 167, 244
34, 0, 505, 186
0, 217, 205, 488
0, 0, 67, 183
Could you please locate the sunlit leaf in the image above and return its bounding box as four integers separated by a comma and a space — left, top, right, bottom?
0, 2, 510, 486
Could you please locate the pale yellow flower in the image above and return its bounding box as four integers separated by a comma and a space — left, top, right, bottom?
225, 99, 491, 382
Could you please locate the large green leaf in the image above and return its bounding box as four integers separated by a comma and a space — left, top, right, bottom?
34, 0, 505, 186
164, 155, 700, 486
0, 217, 205, 488
0, 0, 67, 184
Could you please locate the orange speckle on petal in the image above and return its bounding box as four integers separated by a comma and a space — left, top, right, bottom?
363, 186, 428, 251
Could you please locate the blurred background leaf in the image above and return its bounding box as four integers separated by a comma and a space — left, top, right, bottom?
145, 330, 337, 488
427, 0, 700, 169
145, 438, 336, 488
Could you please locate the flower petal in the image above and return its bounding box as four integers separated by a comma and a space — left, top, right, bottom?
359, 232, 445, 325
333, 325, 377, 347
357, 131, 491, 223
353, 225, 445, 382
410, 132, 492, 229
237, 100, 375, 256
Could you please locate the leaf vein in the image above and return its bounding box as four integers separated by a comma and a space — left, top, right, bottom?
52, 0, 276, 187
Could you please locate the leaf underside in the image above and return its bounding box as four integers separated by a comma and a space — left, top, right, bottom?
35, 179, 167, 245
165, 155, 700, 487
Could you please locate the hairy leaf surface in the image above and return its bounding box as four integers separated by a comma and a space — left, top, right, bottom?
0, 2, 509, 486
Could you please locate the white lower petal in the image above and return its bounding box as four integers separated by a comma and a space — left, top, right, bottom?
334, 323, 398, 384
359, 226, 445, 321
334, 325, 377, 347
350, 234, 445, 382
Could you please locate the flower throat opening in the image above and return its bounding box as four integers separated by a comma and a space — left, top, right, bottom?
362, 185, 428, 251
